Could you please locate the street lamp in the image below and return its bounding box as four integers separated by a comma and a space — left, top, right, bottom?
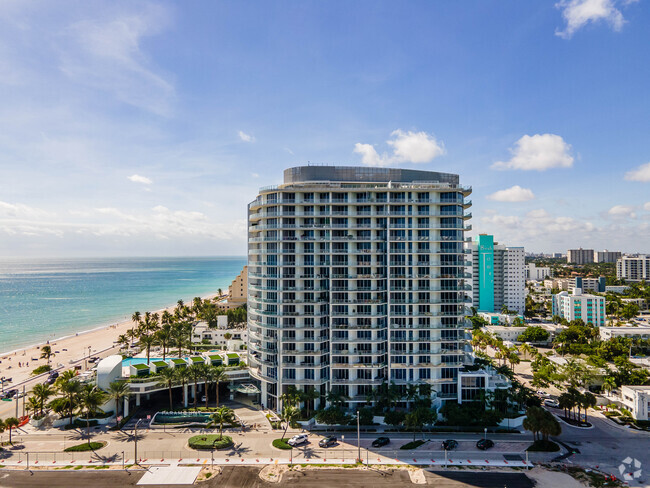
356, 410, 361, 462
484, 427, 487, 441
134, 419, 144, 465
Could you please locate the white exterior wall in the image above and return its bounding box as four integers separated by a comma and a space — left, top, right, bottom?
504, 247, 525, 314
599, 326, 650, 340
526, 263, 552, 281
617, 255, 650, 281
552, 290, 606, 326
620, 386, 650, 421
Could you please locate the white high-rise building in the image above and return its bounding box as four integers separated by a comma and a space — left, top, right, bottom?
594, 250, 621, 263
552, 289, 606, 327
526, 263, 552, 281
567, 248, 594, 265
247, 166, 473, 412
617, 255, 650, 282
466, 235, 525, 315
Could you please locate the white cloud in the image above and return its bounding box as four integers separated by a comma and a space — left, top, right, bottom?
59, 4, 174, 116
238, 131, 255, 143
486, 185, 535, 202
608, 205, 636, 218
0, 200, 52, 220
491, 134, 574, 171
354, 129, 445, 167
644, 202, 650, 211
127, 174, 152, 185
251, 173, 260, 178
624, 162, 650, 182
556, 0, 626, 39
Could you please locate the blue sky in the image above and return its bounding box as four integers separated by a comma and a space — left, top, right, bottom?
0, 0, 648, 257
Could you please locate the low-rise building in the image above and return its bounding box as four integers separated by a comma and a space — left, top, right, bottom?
599, 326, 650, 341
606, 285, 630, 294
478, 312, 523, 325
622, 298, 649, 311
552, 289, 606, 326
458, 368, 510, 403
619, 386, 650, 421
192, 320, 248, 350
483, 326, 528, 342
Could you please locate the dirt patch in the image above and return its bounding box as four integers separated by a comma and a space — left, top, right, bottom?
197, 465, 222, 482
259, 463, 289, 483
526, 467, 586, 488
408, 468, 426, 484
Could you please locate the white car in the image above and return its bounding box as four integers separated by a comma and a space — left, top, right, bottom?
537, 391, 551, 398
544, 399, 560, 408
287, 434, 308, 447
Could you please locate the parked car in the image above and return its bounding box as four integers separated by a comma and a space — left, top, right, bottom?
372, 437, 390, 448
3, 389, 18, 399
44, 377, 56, 385
544, 399, 560, 408
536, 390, 551, 398
288, 434, 308, 447
319, 436, 337, 448
477, 439, 494, 450
442, 439, 458, 450
49, 370, 59, 379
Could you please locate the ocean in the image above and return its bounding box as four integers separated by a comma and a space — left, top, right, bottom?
0, 257, 247, 354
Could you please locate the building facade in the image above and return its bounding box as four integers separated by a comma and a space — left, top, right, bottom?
247, 166, 472, 411
466, 235, 525, 314
552, 289, 606, 326
526, 263, 552, 281
617, 255, 650, 282
229, 265, 248, 305
594, 250, 621, 263
567, 248, 594, 265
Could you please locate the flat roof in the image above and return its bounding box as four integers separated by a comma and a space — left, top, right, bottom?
283, 166, 459, 185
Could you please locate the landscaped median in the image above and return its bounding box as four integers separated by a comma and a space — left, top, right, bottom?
272, 438, 292, 450
188, 434, 233, 450
399, 440, 425, 450
64, 441, 107, 452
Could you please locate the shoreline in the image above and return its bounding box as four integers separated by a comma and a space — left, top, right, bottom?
0, 291, 224, 390
0, 291, 224, 358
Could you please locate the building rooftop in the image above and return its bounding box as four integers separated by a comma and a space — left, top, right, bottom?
283, 165, 460, 185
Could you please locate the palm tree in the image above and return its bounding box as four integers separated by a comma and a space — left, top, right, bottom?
31, 383, 53, 416
508, 352, 521, 371
26, 396, 40, 418
281, 404, 299, 441
107, 381, 130, 417
172, 322, 189, 358
580, 392, 597, 422
131, 311, 142, 327
218, 288, 223, 297
602, 377, 616, 397
325, 390, 349, 408
138, 333, 157, 365
211, 366, 226, 407
175, 366, 191, 408
202, 365, 219, 409
40, 345, 54, 366
79, 385, 108, 445
5, 417, 19, 444
208, 406, 235, 440
187, 364, 205, 409
56, 371, 82, 426
300, 387, 320, 418
157, 368, 178, 410
117, 334, 130, 350
0, 418, 5, 444
156, 326, 172, 360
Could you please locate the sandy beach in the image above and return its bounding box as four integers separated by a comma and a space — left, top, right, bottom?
0, 291, 224, 396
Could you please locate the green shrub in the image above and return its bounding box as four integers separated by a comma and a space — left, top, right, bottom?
188, 434, 233, 450
64, 419, 99, 430
526, 440, 560, 452
272, 438, 292, 450
64, 441, 106, 452
400, 440, 425, 450
32, 365, 52, 375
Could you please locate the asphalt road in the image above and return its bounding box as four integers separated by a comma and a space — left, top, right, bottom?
0, 467, 536, 488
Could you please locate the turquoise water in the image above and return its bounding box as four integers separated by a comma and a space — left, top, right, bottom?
0, 257, 246, 354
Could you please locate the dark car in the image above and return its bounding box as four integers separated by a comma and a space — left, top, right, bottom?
372, 437, 390, 448
3, 389, 18, 399
49, 370, 59, 379
442, 439, 458, 450
477, 439, 495, 450
44, 377, 56, 385
318, 436, 337, 448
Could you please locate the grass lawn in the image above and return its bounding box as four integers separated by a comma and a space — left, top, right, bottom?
64, 441, 107, 452
272, 438, 292, 450
400, 440, 425, 450
188, 434, 233, 450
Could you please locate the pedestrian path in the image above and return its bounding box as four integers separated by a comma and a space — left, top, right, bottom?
137, 466, 201, 485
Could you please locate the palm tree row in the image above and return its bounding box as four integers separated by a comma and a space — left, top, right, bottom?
471, 330, 522, 371
119, 297, 233, 364
156, 363, 227, 410
25, 370, 112, 445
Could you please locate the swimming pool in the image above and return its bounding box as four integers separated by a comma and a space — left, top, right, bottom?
121, 353, 222, 367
